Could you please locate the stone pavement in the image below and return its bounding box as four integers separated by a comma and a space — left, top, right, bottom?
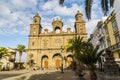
0, 69, 30, 80
36, 70, 78, 80
0, 69, 90, 80
1, 69, 48, 80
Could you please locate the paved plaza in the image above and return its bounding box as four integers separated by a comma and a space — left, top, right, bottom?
0, 69, 90, 80
0, 69, 30, 80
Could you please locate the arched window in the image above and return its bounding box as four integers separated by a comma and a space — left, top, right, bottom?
32, 42, 34, 46
55, 27, 60, 34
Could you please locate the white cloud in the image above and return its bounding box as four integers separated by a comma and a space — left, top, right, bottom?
41, 0, 84, 16
86, 19, 100, 38
20, 25, 29, 35
91, 0, 103, 19
12, 28, 18, 33
0, 6, 11, 17
63, 18, 75, 31
41, 10, 53, 16
0, 10, 31, 35
42, 0, 59, 10
54, 4, 84, 16
10, 0, 37, 9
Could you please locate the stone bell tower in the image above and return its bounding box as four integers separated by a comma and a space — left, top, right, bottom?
52, 18, 63, 33
30, 13, 42, 36
75, 11, 86, 35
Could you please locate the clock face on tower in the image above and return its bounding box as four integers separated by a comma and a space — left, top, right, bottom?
33, 31, 36, 33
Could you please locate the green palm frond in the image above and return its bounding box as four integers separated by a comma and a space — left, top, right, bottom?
109, 0, 114, 7
65, 43, 73, 52
78, 49, 91, 66
101, 0, 109, 16
85, 0, 93, 20
59, 0, 64, 5
0, 47, 9, 58
65, 36, 85, 60
78, 42, 104, 69
15, 45, 26, 53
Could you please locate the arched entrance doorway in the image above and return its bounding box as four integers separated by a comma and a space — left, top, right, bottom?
41, 55, 49, 69
52, 53, 61, 70
67, 55, 73, 67
44, 60, 48, 68
55, 59, 60, 70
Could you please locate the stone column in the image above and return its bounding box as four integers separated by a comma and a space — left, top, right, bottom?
48, 50, 53, 69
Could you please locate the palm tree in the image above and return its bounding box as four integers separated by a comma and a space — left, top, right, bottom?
65, 36, 84, 58
0, 47, 10, 70
65, 36, 85, 72
59, 0, 114, 20
0, 47, 9, 59
15, 45, 26, 62
78, 42, 104, 80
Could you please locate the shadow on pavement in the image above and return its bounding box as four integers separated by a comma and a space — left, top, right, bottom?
0, 70, 29, 80
0, 70, 88, 80
0, 73, 24, 80
14, 76, 26, 80
28, 70, 78, 80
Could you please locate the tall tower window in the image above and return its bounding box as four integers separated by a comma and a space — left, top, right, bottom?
34, 18, 37, 23
112, 20, 118, 32
80, 29, 83, 33
115, 34, 120, 43
33, 26, 36, 34
104, 26, 109, 37
80, 25, 83, 33
32, 42, 34, 46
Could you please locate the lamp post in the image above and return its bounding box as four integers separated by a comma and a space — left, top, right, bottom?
29, 53, 33, 69
61, 46, 64, 73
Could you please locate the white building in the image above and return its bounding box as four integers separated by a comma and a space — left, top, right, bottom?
0, 48, 16, 70
114, 0, 120, 28
88, 20, 106, 69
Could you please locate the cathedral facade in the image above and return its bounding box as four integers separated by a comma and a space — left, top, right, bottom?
26, 11, 87, 69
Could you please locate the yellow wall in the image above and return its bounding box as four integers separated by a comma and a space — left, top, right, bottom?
102, 11, 120, 65
107, 22, 116, 45
113, 51, 119, 59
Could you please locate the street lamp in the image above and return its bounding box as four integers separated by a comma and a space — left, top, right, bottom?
29, 53, 33, 69
61, 46, 64, 73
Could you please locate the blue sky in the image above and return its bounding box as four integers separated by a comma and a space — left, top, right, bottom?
0, 0, 114, 62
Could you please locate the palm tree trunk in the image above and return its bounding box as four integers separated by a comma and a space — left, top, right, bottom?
18, 52, 22, 69
19, 55, 21, 62
90, 70, 97, 80
19, 52, 22, 62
